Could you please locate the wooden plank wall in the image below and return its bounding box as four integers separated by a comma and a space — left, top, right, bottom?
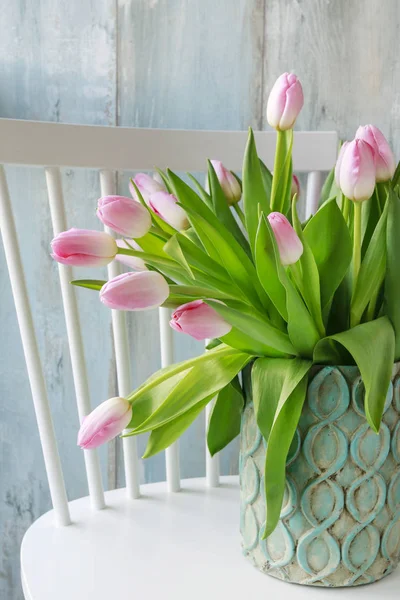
0, 1, 399, 597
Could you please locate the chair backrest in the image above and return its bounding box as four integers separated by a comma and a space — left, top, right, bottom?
0, 118, 338, 526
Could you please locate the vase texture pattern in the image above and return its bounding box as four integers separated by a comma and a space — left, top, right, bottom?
239, 365, 400, 587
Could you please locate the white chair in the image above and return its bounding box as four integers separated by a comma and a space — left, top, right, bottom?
2, 119, 397, 599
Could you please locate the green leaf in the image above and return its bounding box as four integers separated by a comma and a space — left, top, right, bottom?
242, 129, 270, 255
292, 200, 325, 337
350, 200, 388, 327
207, 160, 250, 251
254, 215, 287, 321
187, 174, 213, 208
252, 357, 312, 537
320, 167, 339, 205
304, 199, 352, 309
126, 344, 238, 404
314, 317, 395, 432
184, 208, 267, 310
71, 279, 106, 291
167, 169, 252, 260
130, 351, 251, 435
259, 159, 273, 202
163, 235, 194, 278
143, 395, 212, 458
385, 188, 400, 359
135, 230, 170, 256
390, 160, 400, 189
164, 233, 229, 282
207, 377, 244, 456
361, 190, 381, 258
206, 299, 297, 356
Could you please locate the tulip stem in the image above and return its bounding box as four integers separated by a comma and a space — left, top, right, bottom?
352, 202, 362, 295
270, 130, 287, 212
233, 203, 246, 227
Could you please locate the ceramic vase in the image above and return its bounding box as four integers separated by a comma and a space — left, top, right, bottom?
239, 364, 400, 586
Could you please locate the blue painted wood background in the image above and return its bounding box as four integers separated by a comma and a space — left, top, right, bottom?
1, 1, 400, 597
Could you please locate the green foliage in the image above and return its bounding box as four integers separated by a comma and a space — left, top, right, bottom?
207, 377, 244, 456
385, 188, 400, 359
314, 317, 395, 432
252, 358, 312, 537
304, 199, 352, 309
71, 279, 106, 291
242, 129, 270, 255
71, 128, 400, 541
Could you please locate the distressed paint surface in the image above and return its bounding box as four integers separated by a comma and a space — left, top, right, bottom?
0, 2, 118, 599
1, 1, 400, 598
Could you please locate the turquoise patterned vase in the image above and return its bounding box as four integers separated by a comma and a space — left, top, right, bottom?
239, 364, 400, 587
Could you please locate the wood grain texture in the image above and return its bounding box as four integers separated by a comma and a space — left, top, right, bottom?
0, 2, 117, 598
262, 0, 400, 148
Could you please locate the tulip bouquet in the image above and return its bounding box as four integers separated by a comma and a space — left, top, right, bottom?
51, 73, 400, 537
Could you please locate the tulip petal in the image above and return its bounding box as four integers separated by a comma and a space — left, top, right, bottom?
100, 271, 169, 311
51, 228, 117, 267
170, 300, 232, 341
77, 397, 132, 449
97, 195, 151, 238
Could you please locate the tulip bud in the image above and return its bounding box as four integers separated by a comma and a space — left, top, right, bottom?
267, 73, 304, 131
129, 173, 165, 204
336, 139, 376, 202
115, 239, 147, 271
149, 191, 189, 230
51, 228, 117, 267
77, 396, 132, 449
170, 300, 232, 341
334, 141, 349, 187
291, 174, 300, 199
355, 125, 396, 182
267, 212, 303, 266
209, 160, 241, 205
100, 271, 169, 311
97, 195, 151, 238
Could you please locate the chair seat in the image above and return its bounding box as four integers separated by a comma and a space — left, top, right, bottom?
21, 476, 400, 600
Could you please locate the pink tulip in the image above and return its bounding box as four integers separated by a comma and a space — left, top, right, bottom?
267, 212, 303, 266
336, 139, 376, 202
170, 300, 232, 341
210, 160, 241, 205
97, 195, 151, 238
51, 228, 117, 267
149, 191, 189, 230
267, 73, 304, 131
355, 125, 396, 182
291, 174, 300, 199
334, 141, 349, 187
77, 397, 132, 449
115, 239, 147, 271
100, 271, 169, 310
129, 173, 165, 204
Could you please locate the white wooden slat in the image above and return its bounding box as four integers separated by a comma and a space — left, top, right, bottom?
45, 167, 105, 510
0, 119, 338, 172
99, 169, 141, 500
205, 339, 220, 488
158, 307, 181, 492
305, 170, 324, 219
0, 165, 71, 526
